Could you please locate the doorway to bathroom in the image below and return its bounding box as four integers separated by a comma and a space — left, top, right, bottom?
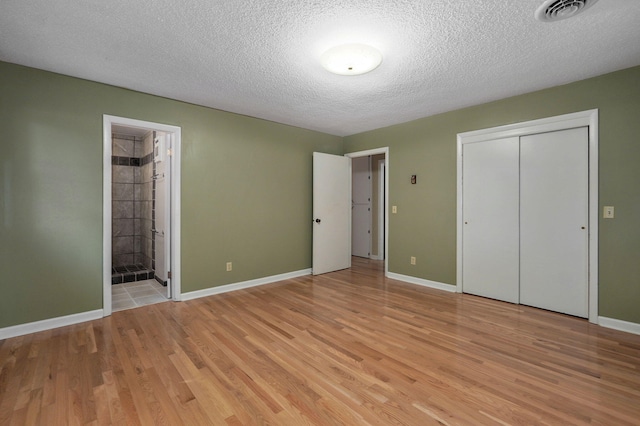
102, 115, 182, 315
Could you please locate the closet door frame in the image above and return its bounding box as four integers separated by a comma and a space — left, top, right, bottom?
456, 109, 599, 323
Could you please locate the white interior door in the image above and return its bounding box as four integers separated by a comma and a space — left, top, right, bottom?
352, 156, 371, 258
462, 137, 520, 303
313, 152, 351, 275
520, 127, 589, 317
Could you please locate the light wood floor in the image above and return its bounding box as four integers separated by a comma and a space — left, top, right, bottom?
1, 258, 639, 425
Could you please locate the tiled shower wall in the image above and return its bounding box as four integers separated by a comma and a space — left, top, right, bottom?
112, 133, 154, 269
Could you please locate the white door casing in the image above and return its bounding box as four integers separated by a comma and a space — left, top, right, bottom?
352, 156, 372, 258
520, 127, 589, 317
345, 148, 390, 275
312, 152, 352, 275
377, 159, 386, 260
462, 137, 520, 303
103, 115, 182, 316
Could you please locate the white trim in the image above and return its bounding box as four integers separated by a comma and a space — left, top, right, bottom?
387, 272, 456, 293
370, 255, 382, 261
181, 269, 312, 301
0, 310, 103, 340
456, 109, 599, 323
377, 159, 385, 260
103, 115, 182, 314
345, 147, 389, 276
599, 317, 640, 336
103, 117, 113, 315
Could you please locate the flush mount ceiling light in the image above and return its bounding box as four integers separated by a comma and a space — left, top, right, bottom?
535, 0, 599, 22
320, 43, 382, 76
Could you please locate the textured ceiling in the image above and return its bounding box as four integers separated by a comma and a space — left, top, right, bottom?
1, 0, 639, 136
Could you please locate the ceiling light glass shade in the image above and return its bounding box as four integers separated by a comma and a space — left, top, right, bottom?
320, 43, 382, 76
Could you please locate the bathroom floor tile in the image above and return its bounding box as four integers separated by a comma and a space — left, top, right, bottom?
112, 278, 167, 312
135, 294, 166, 306
113, 298, 137, 311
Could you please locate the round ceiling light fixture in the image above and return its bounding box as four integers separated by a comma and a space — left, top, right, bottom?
320, 43, 382, 76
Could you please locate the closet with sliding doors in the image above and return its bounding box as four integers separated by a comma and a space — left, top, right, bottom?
457, 110, 598, 320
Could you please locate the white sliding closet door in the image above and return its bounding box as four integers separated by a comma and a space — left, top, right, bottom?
520, 127, 589, 317
462, 138, 520, 303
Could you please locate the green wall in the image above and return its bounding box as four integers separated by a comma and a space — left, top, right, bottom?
344, 65, 640, 324
2, 60, 639, 329
0, 61, 342, 328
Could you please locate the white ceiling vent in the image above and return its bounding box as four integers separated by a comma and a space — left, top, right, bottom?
535, 0, 600, 22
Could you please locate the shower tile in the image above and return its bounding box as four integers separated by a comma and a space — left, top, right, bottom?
113, 254, 133, 268
143, 164, 153, 183
113, 201, 133, 219
133, 201, 142, 220
134, 236, 141, 253
113, 236, 134, 255
144, 238, 153, 253
112, 183, 134, 201
134, 167, 142, 184
134, 219, 142, 236
112, 219, 134, 237
143, 134, 153, 156
113, 165, 134, 184
134, 139, 146, 157
146, 201, 154, 220
143, 182, 153, 200
113, 138, 134, 157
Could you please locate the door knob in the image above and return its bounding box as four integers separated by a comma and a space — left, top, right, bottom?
315, 218, 321, 223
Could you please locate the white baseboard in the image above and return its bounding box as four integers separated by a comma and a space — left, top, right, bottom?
387, 272, 456, 293
598, 316, 640, 336
0, 309, 104, 340
370, 255, 382, 260
181, 269, 312, 301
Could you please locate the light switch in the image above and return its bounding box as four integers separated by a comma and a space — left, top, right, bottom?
392, 205, 397, 214
603, 206, 614, 219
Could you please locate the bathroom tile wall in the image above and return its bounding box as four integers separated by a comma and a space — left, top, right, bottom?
112, 133, 154, 269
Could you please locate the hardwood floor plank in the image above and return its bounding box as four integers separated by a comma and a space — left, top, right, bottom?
1, 258, 640, 424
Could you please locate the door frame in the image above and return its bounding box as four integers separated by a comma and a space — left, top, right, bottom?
456, 109, 598, 323
351, 156, 372, 258
102, 115, 182, 316
345, 147, 389, 276
377, 159, 386, 260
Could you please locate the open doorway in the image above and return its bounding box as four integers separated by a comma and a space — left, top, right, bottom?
351, 155, 386, 260
102, 116, 182, 315
346, 148, 388, 273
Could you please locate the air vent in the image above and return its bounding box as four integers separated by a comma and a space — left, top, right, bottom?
535, 0, 599, 22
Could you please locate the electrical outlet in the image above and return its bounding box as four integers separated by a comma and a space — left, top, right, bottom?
410, 256, 416, 265
392, 205, 397, 214
603, 206, 614, 219
226, 262, 232, 272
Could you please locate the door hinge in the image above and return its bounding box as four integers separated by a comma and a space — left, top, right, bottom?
168, 271, 172, 279
167, 148, 174, 157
